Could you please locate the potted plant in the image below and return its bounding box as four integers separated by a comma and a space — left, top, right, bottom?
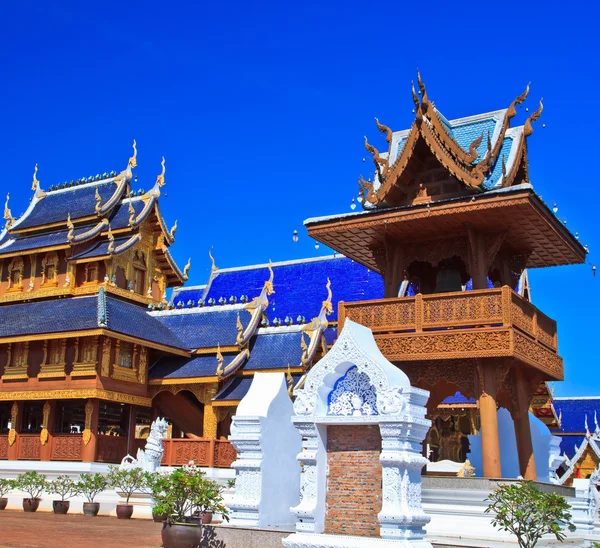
16, 471, 47, 512
76, 472, 107, 516
193, 479, 227, 524
155, 462, 229, 548
0, 478, 15, 510
49, 475, 79, 515
107, 466, 147, 519
146, 471, 168, 523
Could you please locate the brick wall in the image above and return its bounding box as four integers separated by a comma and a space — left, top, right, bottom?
324, 425, 382, 537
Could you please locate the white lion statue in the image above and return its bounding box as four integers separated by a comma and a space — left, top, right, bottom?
120, 417, 168, 472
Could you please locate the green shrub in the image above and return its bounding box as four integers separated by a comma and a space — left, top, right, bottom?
485, 480, 576, 548
16, 471, 47, 500
76, 473, 107, 503
49, 475, 79, 502
107, 466, 147, 505
0, 477, 15, 498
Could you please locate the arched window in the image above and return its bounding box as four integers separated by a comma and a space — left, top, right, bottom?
41, 252, 59, 286
84, 262, 99, 284
132, 252, 146, 295
6, 257, 24, 291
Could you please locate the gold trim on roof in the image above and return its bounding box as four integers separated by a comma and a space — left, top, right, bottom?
0, 388, 151, 407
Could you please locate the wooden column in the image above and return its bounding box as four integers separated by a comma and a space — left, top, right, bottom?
374, 238, 405, 299
513, 368, 537, 480
476, 363, 502, 477
81, 399, 100, 462
127, 405, 138, 455
468, 230, 488, 290
6, 401, 22, 460
40, 400, 56, 461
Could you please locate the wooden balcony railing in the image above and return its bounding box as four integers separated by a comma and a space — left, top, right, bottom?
339, 287, 562, 379
17, 434, 41, 460
161, 438, 237, 468
50, 434, 83, 461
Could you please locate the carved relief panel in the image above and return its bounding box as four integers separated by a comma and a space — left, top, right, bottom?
38, 339, 67, 379
71, 336, 98, 377
112, 341, 139, 383
2, 342, 29, 379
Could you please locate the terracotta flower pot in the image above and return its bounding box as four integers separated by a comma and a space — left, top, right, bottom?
53, 500, 70, 514
0, 498, 7, 510
161, 522, 202, 548
192, 510, 213, 524
152, 510, 168, 523
83, 502, 100, 516
22, 498, 40, 512
116, 504, 133, 519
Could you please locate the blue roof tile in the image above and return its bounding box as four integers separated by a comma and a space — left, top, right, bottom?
552, 398, 600, 434
70, 236, 131, 260
214, 376, 253, 400
452, 118, 498, 163
559, 435, 585, 459
175, 256, 384, 322
15, 182, 121, 230
149, 354, 232, 379
0, 229, 69, 255
244, 331, 304, 370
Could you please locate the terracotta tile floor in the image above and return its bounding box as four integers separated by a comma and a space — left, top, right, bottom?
0, 511, 163, 547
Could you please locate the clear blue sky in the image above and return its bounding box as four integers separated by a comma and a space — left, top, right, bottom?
1, 1, 598, 396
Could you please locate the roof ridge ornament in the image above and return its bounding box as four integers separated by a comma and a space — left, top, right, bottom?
209, 247, 218, 272
216, 344, 224, 377
107, 223, 115, 255
169, 219, 178, 240
264, 259, 274, 295
128, 193, 136, 226
374, 118, 393, 146
286, 364, 294, 397
31, 164, 43, 194
66, 213, 74, 242
3, 194, 15, 229
524, 98, 543, 137
507, 82, 531, 119
95, 187, 102, 215
97, 286, 108, 327
467, 133, 483, 164
156, 156, 166, 188
364, 135, 389, 183
183, 258, 191, 279
129, 139, 138, 169
301, 278, 333, 366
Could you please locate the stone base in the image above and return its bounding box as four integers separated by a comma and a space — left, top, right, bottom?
282, 533, 433, 547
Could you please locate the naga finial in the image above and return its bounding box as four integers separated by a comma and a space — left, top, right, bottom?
374, 117, 393, 145
507, 82, 531, 118
264, 259, 274, 295
286, 365, 294, 397
524, 98, 544, 137
107, 223, 115, 254
208, 247, 218, 272
66, 213, 74, 242
236, 312, 243, 338
128, 139, 138, 169
501, 154, 507, 179
31, 164, 40, 192
128, 195, 136, 226
95, 187, 102, 215
156, 156, 166, 187
364, 135, 379, 157
183, 258, 191, 278
467, 133, 483, 163
411, 81, 420, 112
358, 175, 374, 207
216, 344, 224, 377
3, 193, 14, 229
169, 219, 178, 240
416, 69, 429, 109
322, 278, 333, 316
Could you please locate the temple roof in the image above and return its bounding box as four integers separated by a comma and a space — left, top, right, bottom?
172, 255, 384, 322
149, 354, 236, 379
243, 328, 304, 370
552, 397, 600, 434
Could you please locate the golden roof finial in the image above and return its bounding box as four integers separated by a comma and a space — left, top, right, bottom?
183, 258, 191, 278
374, 117, 393, 145
216, 344, 224, 377
95, 187, 102, 215
286, 365, 294, 397
524, 98, 544, 137
66, 213, 74, 242
31, 164, 39, 192
507, 82, 531, 119
209, 246, 218, 272
107, 223, 115, 254
264, 259, 274, 295
3, 193, 14, 229
300, 331, 308, 354
411, 81, 420, 112
169, 219, 178, 240
128, 139, 137, 169
128, 194, 136, 226
156, 156, 166, 187
236, 312, 243, 338
322, 278, 333, 316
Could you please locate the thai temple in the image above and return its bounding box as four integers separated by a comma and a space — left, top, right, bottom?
0, 73, 589, 484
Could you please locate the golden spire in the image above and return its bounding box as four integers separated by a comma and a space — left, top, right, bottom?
107, 223, 115, 254
507, 82, 531, 118
322, 278, 333, 316
31, 164, 39, 192
374, 117, 393, 145
156, 156, 166, 187
524, 98, 544, 137
128, 139, 138, 169
216, 345, 224, 377
3, 193, 14, 229
128, 195, 136, 226
264, 259, 274, 295
183, 258, 191, 278
95, 187, 102, 215
169, 219, 178, 240
286, 365, 294, 397
66, 213, 74, 242
209, 247, 218, 272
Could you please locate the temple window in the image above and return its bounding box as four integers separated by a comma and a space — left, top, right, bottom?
41, 252, 59, 286
20, 402, 44, 434
79, 338, 97, 363
7, 257, 24, 291
132, 252, 146, 295
48, 340, 63, 364
85, 262, 99, 284
117, 342, 133, 369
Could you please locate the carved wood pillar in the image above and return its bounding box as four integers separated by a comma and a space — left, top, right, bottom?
373, 238, 405, 298
467, 227, 506, 290
40, 400, 56, 461
513, 368, 537, 480
81, 399, 100, 463
127, 405, 138, 456
203, 385, 218, 439
476, 362, 502, 477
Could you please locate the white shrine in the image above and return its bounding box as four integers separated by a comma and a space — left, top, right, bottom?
283, 319, 432, 548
